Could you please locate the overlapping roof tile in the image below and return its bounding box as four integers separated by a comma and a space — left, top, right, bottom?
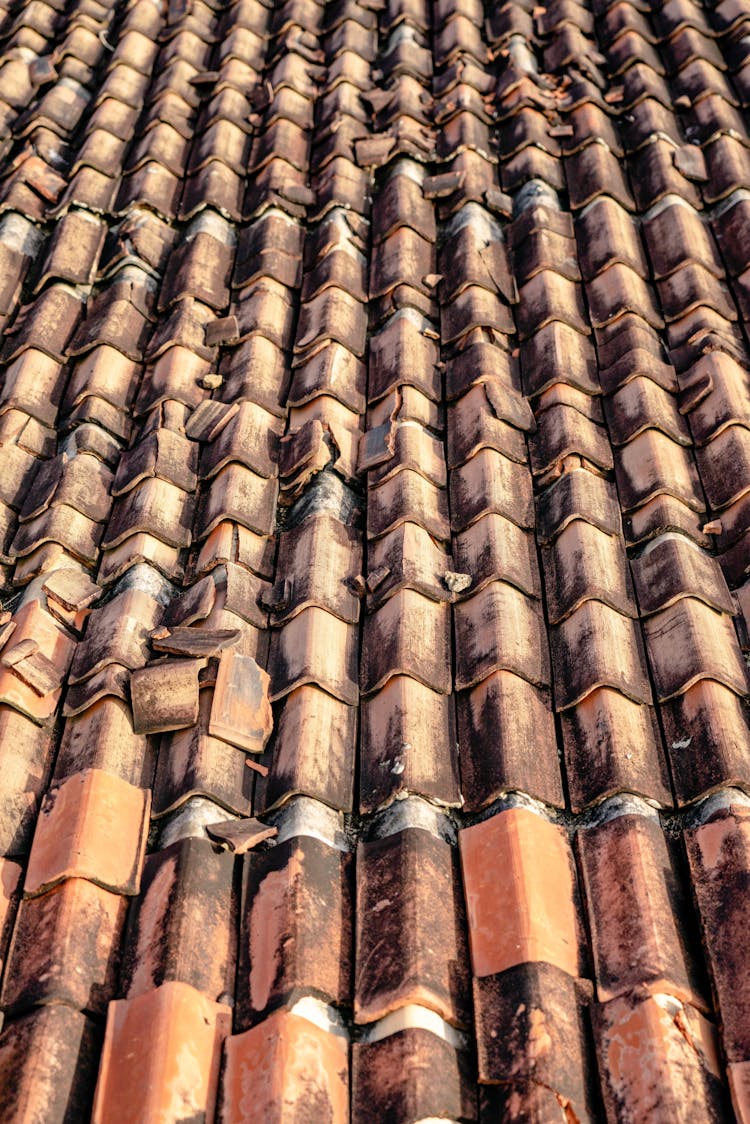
0, 0, 750, 1115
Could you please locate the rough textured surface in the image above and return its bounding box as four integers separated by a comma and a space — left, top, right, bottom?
0, 0, 748, 1117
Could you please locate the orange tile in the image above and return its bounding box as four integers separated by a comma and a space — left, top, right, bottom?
92, 981, 231, 1124
459, 806, 582, 978
0, 858, 21, 969
25, 768, 150, 897
219, 1010, 348, 1124
209, 648, 272, 754
729, 1061, 750, 1123
595, 994, 725, 1122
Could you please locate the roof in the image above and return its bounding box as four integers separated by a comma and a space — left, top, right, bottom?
0, 0, 748, 1117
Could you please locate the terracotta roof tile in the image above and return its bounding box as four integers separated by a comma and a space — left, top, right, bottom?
2, 0, 750, 1110
92, 982, 231, 1124
1, 876, 126, 1016
594, 992, 727, 1121
460, 806, 584, 979
220, 1009, 349, 1124
238, 833, 353, 1024
578, 808, 707, 1007
355, 824, 470, 1025
0, 1005, 100, 1122
353, 1024, 476, 1122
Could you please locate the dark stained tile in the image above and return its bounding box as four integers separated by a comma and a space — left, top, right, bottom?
360, 676, 460, 812
552, 601, 653, 711
269, 606, 358, 704
352, 1026, 476, 1124
662, 682, 750, 805
0, 1005, 100, 1124
577, 808, 706, 1006
686, 798, 750, 1064
121, 836, 236, 1001
355, 825, 470, 1026
237, 833, 353, 1026
362, 589, 450, 696
473, 962, 596, 1116
457, 671, 563, 810
632, 535, 733, 616
543, 519, 636, 624
562, 688, 671, 811
643, 597, 748, 702
1, 877, 126, 1016
454, 581, 549, 692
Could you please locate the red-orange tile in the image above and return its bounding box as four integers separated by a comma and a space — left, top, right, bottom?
92, 981, 231, 1124
459, 807, 583, 979
24, 768, 150, 897
594, 994, 726, 1122
219, 1009, 348, 1124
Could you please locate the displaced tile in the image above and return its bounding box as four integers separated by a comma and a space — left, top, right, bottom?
130, 658, 202, 734
209, 649, 272, 754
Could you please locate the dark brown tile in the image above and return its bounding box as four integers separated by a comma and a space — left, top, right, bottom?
474, 963, 595, 1117
237, 833, 353, 1026
577, 809, 706, 1006
457, 671, 563, 810
0, 1005, 100, 1123
121, 836, 236, 1001
352, 1026, 476, 1124
1, 877, 126, 1016
355, 825, 470, 1025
